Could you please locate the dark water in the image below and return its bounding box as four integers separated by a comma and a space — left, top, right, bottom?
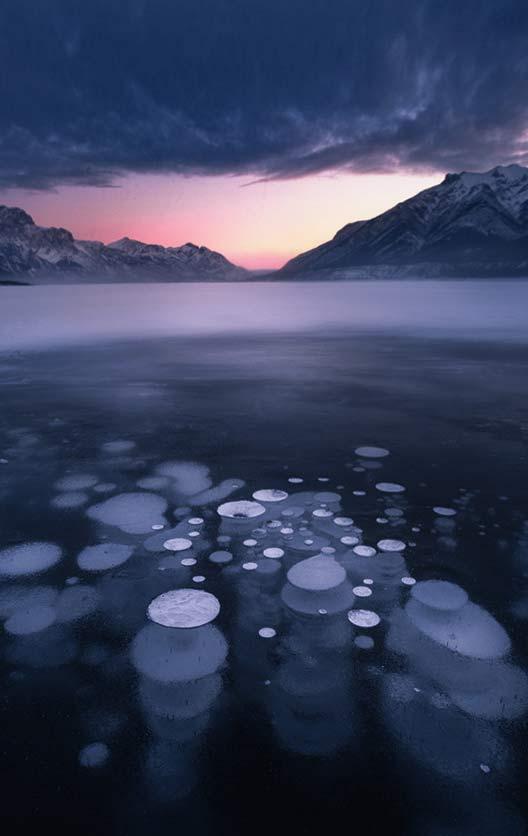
1, 284, 528, 834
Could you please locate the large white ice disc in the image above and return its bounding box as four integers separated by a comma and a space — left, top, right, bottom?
355, 446, 390, 458
147, 589, 220, 628
252, 489, 288, 503
217, 500, 266, 519
0, 542, 62, 578
287, 555, 346, 592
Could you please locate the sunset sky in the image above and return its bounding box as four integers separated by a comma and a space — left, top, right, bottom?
1, 0, 527, 268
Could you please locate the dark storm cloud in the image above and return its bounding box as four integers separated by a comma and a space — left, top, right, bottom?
1, 0, 527, 189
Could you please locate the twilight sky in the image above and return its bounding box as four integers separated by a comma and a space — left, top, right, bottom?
1, 0, 527, 267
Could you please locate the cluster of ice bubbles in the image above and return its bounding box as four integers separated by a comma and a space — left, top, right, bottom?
1, 445, 527, 788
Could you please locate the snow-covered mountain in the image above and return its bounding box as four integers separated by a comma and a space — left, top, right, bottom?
279, 164, 528, 278
0, 206, 247, 282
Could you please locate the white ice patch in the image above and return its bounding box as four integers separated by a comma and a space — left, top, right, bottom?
77, 543, 134, 572
163, 538, 193, 552
433, 506, 457, 517
258, 627, 277, 638
376, 482, 405, 493
263, 547, 284, 559
101, 440, 136, 454
348, 609, 381, 627
147, 589, 220, 628
55, 474, 98, 491
355, 446, 390, 458
5, 604, 57, 635
209, 550, 233, 564
0, 542, 62, 578
156, 461, 212, 495
353, 545, 376, 557
252, 489, 288, 503
217, 500, 266, 519
353, 586, 373, 598
287, 555, 346, 591
377, 539, 406, 552
87, 492, 168, 534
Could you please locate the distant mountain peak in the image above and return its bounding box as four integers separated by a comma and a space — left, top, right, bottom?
280, 163, 528, 279
0, 208, 247, 282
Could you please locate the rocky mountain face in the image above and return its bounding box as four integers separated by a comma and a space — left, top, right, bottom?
279, 164, 528, 278
0, 206, 247, 282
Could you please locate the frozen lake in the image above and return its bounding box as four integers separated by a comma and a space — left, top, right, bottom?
0, 280, 528, 834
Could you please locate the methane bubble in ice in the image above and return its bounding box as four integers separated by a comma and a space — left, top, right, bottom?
355, 446, 389, 458
209, 551, 233, 565
334, 517, 354, 527
263, 548, 284, 559
353, 545, 376, 557
217, 500, 265, 519
156, 461, 212, 495
181, 558, 196, 566
243, 539, 257, 547
51, 491, 89, 509
87, 492, 167, 534
353, 586, 373, 598
288, 477, 303, 484
192, 575, 205, 583
79, 742, 110, 767
147, 589, 220, 628
93, 483, 117, 494
102, 440, 136, 454
188, 517, 204, 525
315, 492, 341, 503
55, 585, 100, 623
376, 482, 405, 493
348, 609, 381, 627
377, 539, 406, 552
0, 542, 62, 578
242, 562, 258, 571
137, 476, 170, 490
402, 576, 417, 586
433, 506, 457, 517
252, 489, 288, 503
77, 543, 134, 572
341, 536, 359, 546
287, 555, 346, 591
132, 622, 227, 682
355, 635, 375, 649
55, 474, 98, 491
412, 580, 468, 611
163, 538, 193, 552
258, 627, 277, 639
313, 509, 333, 518
5, 604, 57, 635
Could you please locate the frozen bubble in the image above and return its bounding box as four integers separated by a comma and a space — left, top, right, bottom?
55, 474, 98, 491
321, 546, 336, 555
377, 539, 406, 552
0, 585, 58, 618
252, 489, 288, 503
354, 635, 375, 649
181, 558, 197, 566
132, 622, 227, 682
77, 543, 134, 572
480, 763, 491, 774
242, 562, 258, 571
93, 483, 117, 494
267, 520, 282, 529
52, 491, 89, 509
192, 575, 205, 583
263, 547, 285, 559
152, 524, 164, 530
348, 609, 381, 628
280, 527, 294, 535
243, 539, 258, 547
353, 586, 373, 598
147, 589, 220, 628
137, 476, 170, 490
188, 530, 201, 538
209, 550, 233, 565
258, 627, 276, 639
304, 540, 314, 545
315, 492, 341, 503
56, 585, 100, 623
188, 517, 204, 525
163, 538, 193, 552
363, 578, 374, 585
433, 506, 457, 517
386, 508, 404, 518
5, 604, 57, 636
334, 517, 354, 527
376, 482, 405, 494
317, 477, 330, 482
376, 517, 388, 524
288, 477, 303, 484
287, 555, 346, 592
0, 542, 62, 578
353, 490, 366, 497
402, 576, 417, 586
79, 742, 110, 768
411, 580, 468, 612
102, 440, 136, 454
217, 500, 266, 519
217, 535, 231, 545
340, 535, 359, 546
353, 545, 376, 557
355, 446, 390, 458
312, 508, 333, 518
156, 461, 212, 495
318, 608, 328, 615
87, 492, 167, 534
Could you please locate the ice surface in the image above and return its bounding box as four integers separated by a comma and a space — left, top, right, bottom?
287, 555, 346, 591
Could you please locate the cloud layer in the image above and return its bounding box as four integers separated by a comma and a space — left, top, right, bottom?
1, 0, 528, 189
